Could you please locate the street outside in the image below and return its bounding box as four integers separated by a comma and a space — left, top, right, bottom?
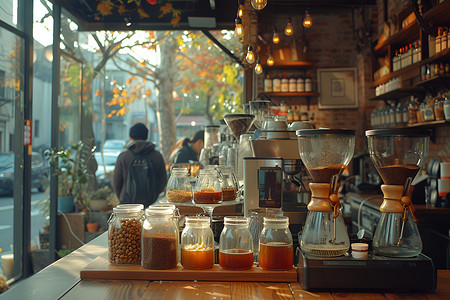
0, 191, 47, 276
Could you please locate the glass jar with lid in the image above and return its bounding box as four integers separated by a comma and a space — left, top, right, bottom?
434, 91, 445, 121
166, 167, 192, 203
193, 168, 222, 204
219, 216, 253, 270
141, 207, 178, 269
181, 216, 214, 269
108, 205, 143, 265
259, 216, 293, 270
444, 93, 450, 121
216, 165, 238, 201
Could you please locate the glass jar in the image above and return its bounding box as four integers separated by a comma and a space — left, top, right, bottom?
166, 167, 193, 203
216, 165, 238, 201
219, 216, 253, 270
193, 168, 222, 204
259, 216, 293, 270
141, 207, 178, 269
181, 216, 214, 269
444, 93, 450, 121
108, 205, 143, 265
434, 92, 445, 121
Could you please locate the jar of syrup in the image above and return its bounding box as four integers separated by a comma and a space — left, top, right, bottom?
216, 165, 238, 201
181, 216, 214, 269
259, 216, 293, 270
193, 168, 222, 204
219, 216, 253, 270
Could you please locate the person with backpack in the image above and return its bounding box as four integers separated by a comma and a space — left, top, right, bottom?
112, 123, 167, 207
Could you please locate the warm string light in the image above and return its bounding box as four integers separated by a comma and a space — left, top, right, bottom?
272, 30, 280, 44
235, 17, 243, 37
238, 0, 244, 17
246, 45, 256, 64
303, 10, 312, 28
266, 52, 275, 66
251, 0, 267, 10
254, 59, 263, 74
285, 17, 294, 36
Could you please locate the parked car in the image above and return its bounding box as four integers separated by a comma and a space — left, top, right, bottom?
0, 152, 49, 195
95, 151, 120, 188
103, 140, 126, 152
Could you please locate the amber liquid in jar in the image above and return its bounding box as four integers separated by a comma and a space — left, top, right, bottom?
219, 249, 253, 270
377, 164, 420, 185
194, 188, 222, 204
221, 188, 237, 201
181, 248, 214, 269
259, 242, 293, 270
308, 164, 345, 183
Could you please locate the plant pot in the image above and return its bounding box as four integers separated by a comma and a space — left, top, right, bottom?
86, 222, 98, 232
89, 199, 108, 211
58, 196, 74, 212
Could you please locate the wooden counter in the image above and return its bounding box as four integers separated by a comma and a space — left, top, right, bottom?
1, 233, 450, 299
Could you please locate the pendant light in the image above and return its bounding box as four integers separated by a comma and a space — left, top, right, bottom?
238, 0, 244, 17
246, 45, 256, 64
235, 17, 243, 37
303, 10, 312, 28
285, 17, 294, 36
272, 29, 280, 44
254, 59, 263, 74
266, 52, 275, 66
251, 0, 267, 10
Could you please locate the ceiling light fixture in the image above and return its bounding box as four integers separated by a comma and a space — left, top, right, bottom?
246, 45, 256, 64
285, 17, 294, 36
238, 0, 244, 17
303, 10, 312, 28
251, 0, 267, 10
266, 52, 275, 66
235, 17, 243, 36
272, 29, 280, 44
254, 59, 263, 74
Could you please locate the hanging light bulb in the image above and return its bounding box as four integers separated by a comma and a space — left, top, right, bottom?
272, 29, 280, 44
303, 10, 312, 28
285, 17, 294, 36
266, 52, 275, 66
235, 17, 243, 37
251, 0, 267, 10
254, 59, 263, 74
246, 45, 256, 64
238, 0, 244, 17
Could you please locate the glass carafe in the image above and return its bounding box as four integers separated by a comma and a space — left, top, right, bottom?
193, 168, 222, 204
296, 129, 356, 257
216, 165, 238, 201
366, 129, 430, 257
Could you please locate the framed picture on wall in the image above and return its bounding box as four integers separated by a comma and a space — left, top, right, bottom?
318, 68, 357, 109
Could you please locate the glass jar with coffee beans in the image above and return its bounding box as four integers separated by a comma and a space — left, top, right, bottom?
107, 205, 143, 265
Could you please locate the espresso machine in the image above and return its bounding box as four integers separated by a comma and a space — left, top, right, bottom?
296, 128, 436, 292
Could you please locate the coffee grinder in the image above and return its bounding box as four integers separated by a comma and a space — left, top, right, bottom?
296, 129, 356, 257
297, 128, 436, 292
366, 129, 430, 257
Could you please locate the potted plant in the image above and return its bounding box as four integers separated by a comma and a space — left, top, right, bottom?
87, 186, 113, 212
45, 140, 96, 212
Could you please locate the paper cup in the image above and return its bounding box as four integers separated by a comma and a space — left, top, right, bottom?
2, 254, 13, 277
441, 162, 450, 179
438, 179, 450, 197
351, 243, 368, 259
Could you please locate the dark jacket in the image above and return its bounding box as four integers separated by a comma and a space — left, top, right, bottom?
112, 141, 167, 204
169, 144, 198, 164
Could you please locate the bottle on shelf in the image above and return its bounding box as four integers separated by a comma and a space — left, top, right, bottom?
434, 91, 445, 121
264, 74, 273, 92
288, 73, 297, 92
399, 47, 404, 69
305, 72, 312, 92
408, 96, 418, 125
273, 74, 281, 92
436, 27, 442, 54
395, 102, 403, 126
296, 72, 305, 92
293, 105, 300, 121
388, 105, 396, 127
281, 72, 289, 92
401, 102, 409, 126
444, 93, 450, 121
404, 43, 412, 67
412, 40, 421, 64
442, 27, 448, 52
287, 106, 294, 123
393, 50, 400, 72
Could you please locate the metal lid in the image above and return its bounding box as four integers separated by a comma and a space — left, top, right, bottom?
365, 128, 431, 137
296, 129, 356, 136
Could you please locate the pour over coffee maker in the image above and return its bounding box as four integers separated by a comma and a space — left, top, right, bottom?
296, 129, 356, 257
366, 129, 430, 258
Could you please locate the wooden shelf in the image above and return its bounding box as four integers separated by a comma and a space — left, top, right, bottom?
422, 0, 450, 27
407, 119, 448, 128
265, 92, 319, 97
262, 61, 314, 68
416, 75, 450, 89
374, 21, 419, 56
370, 62, 421, 87
370, 87, 424, 101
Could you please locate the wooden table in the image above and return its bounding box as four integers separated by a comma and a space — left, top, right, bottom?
1, 234, 450, 300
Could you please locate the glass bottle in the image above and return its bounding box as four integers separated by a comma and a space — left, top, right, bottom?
108, 205, 143, 265
181, 216, 214, 269
272, 74, 281, 92
444, 93, 450, 121
281, 72, 289, 92
193, 168, 222, 204
216, 165, 238, 201
401, 102, 409, 125
288, 73, 297, 92
219, 216, 253, 270
423, 94, 435, 122
434, 91, 445, 121
259, 216, 293, 270
408, 97, 418, 124
264, 74, 272, 92
388, 105, 396, 127
395, 102, 403, 126
296, 73, 305, 92
142, 207, 178, 269
305, 72, 312, 92
393, 50, 400, 71
166, 167, 193, 203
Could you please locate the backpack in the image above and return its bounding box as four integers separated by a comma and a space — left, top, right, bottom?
122, 151, 157, 207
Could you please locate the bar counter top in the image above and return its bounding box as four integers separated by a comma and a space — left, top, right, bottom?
1, 233, 450, 300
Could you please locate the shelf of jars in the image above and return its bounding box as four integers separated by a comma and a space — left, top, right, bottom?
374, 18, 419, 56
370, 87, 424, 101
265, 92, 319, 97
416, 75, 450, 89
370, 61, 421, 88
406, 119, 449, 128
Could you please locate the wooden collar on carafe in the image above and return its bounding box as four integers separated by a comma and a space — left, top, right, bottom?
308, 183, 342, 218
380, 185, 418, 223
